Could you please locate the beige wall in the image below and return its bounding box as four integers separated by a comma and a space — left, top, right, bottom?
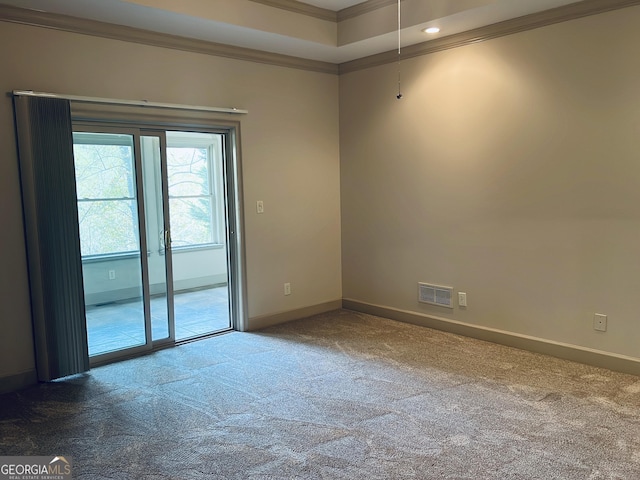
340, 6, 640, 360
0, 22, 342, 383
3, 4, 640, 388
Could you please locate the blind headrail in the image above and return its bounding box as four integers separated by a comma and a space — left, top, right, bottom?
12, 90, 248, 115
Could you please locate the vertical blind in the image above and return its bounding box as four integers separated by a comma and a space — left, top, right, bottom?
14, 96, 89, 381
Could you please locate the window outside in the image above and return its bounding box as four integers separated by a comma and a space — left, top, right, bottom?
166, 144, 215, 248
73, 131, 221, 258
73, 133, 139, 257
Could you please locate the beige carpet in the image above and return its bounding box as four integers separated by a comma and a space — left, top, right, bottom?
1, 309, 639, 479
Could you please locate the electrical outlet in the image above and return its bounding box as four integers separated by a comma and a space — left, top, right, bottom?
593, 313, 607, 332
108, 270, 116, 280
284, 283, 291, 296
458, 292, 467, 307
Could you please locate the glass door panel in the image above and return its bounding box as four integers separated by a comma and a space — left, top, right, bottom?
141, 134, 174, 343
165, 131, 232, 340
72, 132, 147, 356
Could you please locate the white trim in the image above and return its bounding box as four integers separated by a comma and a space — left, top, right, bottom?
13, 90, 248, 115
5, 2, 638, 75
248, 0, 336, 22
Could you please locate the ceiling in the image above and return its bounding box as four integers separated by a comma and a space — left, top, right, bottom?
1, 0, 585, 63
298, 0, 367, 9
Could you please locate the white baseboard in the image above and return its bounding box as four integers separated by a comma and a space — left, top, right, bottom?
247, 299, 343, 331
343, 298, 640, 377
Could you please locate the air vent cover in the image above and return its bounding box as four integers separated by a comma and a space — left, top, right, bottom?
418, 282, 453, 308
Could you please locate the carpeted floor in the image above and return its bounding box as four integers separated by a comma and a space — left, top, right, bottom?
1, 309, 639, 479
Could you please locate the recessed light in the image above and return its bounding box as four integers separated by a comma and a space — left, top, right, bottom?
423, 27, 440, 34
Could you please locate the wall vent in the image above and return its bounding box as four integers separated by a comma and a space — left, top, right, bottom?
418, 282, 453, 308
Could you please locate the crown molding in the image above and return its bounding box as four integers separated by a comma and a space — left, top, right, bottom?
3, 0, 639, 77
0, 4, 339, 75
338, 0, 398, 22
339, 0, 640, 74
249, 0, 337, 22
249, 0, 396, 23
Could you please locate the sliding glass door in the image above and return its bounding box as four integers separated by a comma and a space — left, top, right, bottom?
73, 131, 150, 357
73, 126, 233, 362
165, 132, 231, 340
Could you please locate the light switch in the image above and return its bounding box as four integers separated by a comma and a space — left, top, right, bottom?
256, 200, 264, 214
458, 292, 467, 307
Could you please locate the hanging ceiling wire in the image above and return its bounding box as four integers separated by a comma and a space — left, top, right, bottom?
396, 0, 403, 99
